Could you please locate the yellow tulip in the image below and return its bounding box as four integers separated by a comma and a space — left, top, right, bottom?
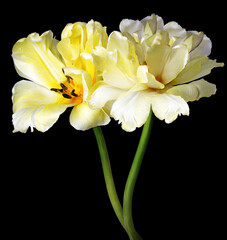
12, 21, 110, 133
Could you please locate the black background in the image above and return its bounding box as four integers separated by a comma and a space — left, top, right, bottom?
3, 1, 226, 239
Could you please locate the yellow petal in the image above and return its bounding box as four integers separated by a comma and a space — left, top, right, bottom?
58, 20, 107, 70
85, 20, 108, 53
70, 102, 110, 130
12, 80, 68, 133
12, 31, 65, 89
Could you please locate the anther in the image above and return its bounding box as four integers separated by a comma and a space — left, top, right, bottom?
62, 93, 72, 99
60, 83, 68, 91
66, 75, 73, 83
50, 88, 63, 93
71, 89, 78, 97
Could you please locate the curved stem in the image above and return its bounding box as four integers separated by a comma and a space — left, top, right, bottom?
93, 127, 125, 230
123, 111, 153, 240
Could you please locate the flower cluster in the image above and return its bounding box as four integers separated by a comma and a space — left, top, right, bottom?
12, 15, 223, 133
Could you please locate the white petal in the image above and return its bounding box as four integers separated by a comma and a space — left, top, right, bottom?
166, 79, 217, 102
188, 31, 212, 58
70, 102, 110, 130
12, 31, 65, 88
119, 19, 144, 37
110, 89, 153, 132
88, 81, 125, 109
12, 80, 68, 133
141, 14, 164, 32
150, 93, 189, 123
163, 21, 186, 46
164, 21, 186, 39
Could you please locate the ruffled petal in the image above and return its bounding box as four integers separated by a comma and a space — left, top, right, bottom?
149, 93, 189, 123
12, 31, 65, 89
165, 79, 216, 102
110, 88, 153, 132
69, 102, 110, 130
12, 80, 68, 133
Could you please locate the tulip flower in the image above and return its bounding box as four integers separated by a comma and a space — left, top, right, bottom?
12, 21, 110, 133
88, 15, 223, 132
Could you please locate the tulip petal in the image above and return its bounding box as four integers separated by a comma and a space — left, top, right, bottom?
119, 19, 144, 41
88, 81, 125, 109
110, 88, 153, 132
163, 21, 186, 43
137, 65, 165, 89
12, 31, 65, 89
12, 80, 68, 133
150, 93, 189, 123
166, 79, 217, 102
107, 31, 139, 78
70, 102, 110, 130
172, 56, 224, 85
146, 44, 172, 78
161, 44, 188, 84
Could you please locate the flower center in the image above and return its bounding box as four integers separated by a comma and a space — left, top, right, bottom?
50, 76, 83, 105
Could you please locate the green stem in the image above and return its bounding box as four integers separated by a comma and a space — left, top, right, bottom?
93, 127, 125, 230
123, 111, 153, 240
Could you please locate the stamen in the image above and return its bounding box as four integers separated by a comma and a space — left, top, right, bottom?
60, 83, 68, 91
50, 88, 63, 93
66, 75, 73, 83
62, 93, 72, 99
71, 89, 78, 97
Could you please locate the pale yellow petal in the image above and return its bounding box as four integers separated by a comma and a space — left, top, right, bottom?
93, 41, 136, 90
146, 44, 171, 78
137, 65, 165, 89
166, 79, 217, 102
12, 80, 68, 133
161, 45, 188, 84
12, 31, 65, 89
107, 31, 139, 78
57, 38, 79, 67
70, 102, 110, 130
171, 56, 224, 85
